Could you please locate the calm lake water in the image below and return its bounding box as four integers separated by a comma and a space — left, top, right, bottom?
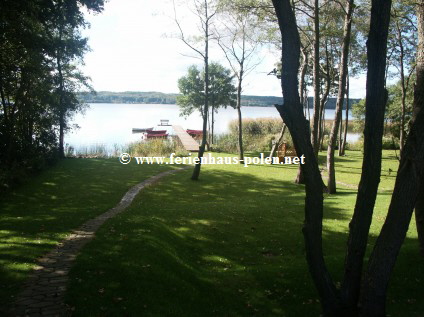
65, 103, 358, 151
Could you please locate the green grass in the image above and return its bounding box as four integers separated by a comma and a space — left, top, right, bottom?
60, 151, 423, 316
318, 150, 400, 190
1, 152, 422, 316
0, 158, 175, 313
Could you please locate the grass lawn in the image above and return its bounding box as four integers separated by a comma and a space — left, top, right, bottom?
0, 158, 176, 314
58, 151, 423, 316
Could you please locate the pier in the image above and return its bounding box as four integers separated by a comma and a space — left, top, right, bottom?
172, 125, 200, 152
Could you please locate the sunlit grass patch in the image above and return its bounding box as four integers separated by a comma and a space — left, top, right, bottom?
0, 158, 174, 313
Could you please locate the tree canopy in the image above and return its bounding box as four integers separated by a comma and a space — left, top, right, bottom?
0, 0, 104, 189
177, 63, 236, 117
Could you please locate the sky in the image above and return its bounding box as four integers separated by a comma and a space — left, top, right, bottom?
81, 0, 366, 98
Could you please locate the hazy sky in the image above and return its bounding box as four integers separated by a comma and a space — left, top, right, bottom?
82, 0, 366, 97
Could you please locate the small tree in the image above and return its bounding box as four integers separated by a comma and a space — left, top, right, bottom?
177, 63, 236, 142
215, 0, 264, 163
173, 0, 220, 180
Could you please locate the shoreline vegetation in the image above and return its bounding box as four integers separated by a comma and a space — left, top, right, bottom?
78, 91, 360, 109
66, 118, 361, 159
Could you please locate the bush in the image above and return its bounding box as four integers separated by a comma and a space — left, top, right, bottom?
382, 136, 399, 150
216, 118, 291, 154
346, 139, 364, 151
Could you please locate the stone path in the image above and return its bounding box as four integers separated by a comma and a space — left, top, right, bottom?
9, 167, 189, 317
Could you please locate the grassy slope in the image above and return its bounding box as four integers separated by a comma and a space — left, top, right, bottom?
63, 151, 423, 316
0, 158, 175, 313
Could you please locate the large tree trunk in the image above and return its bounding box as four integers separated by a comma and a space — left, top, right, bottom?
361, 44, 424, 315
326, 0, 354, 194
340, 0, 392, 310
311, 0, 321, 157
416, 182, 424, 256
271, 1, 341, 314
415, 0, 424, 257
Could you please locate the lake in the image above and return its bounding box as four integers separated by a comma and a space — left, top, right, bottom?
65, 103, 359, 151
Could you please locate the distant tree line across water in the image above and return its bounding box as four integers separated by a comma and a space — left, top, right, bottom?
77, 91, 360, 109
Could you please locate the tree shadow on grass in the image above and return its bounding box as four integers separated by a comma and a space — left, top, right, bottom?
64, 166, 421, 317
0, 158, 176, 313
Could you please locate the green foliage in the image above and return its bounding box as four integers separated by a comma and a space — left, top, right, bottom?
387, 0, 417, 80
177, 66, 205, 117
229, 117, 282, 135
215, 118, 290, 153
352, 78, 414, 147
0, 0, 104, 190
177, 63, 237, 117
385, 80, 414, 139
352, 98, 366, 132
78, 91, 180, 104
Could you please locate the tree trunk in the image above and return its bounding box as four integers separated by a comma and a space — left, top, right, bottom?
296, 52, 308, 184
361, 63, 424, 317
339, 75, 350, 156
395, 20, 406, 158
416, 182, 424, 256
326, 0, 354, 194
237, 70, 244, 163
211, 105, 215, 145
415, 0, 424, 257
57, 55, 65, 159
311, 0, 321, 157
299, 48, 308, 107
269, 124, 286, 158
191, 0, 210, 181
271, 1, 342, 314
318, 42, 331, 151
340, 0, 392, 309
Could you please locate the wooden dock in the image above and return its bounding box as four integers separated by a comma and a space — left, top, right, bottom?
172, 125, 199, 152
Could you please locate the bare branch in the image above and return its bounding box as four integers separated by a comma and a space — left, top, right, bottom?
173, 0, 205, 59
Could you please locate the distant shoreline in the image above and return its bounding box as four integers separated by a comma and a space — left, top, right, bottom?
78, 91, 361, 110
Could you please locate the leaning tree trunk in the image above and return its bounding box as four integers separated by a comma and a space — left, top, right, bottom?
271, 0, 342, 314
326, 0, 354, 194
361, 35, 424, 314
269, 124, 286, 158
340, 0, 392, 310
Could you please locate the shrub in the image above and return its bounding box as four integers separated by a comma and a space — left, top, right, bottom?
216, 118, 290, 154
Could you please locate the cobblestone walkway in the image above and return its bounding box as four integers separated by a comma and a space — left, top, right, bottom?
9, 167, 189, 317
